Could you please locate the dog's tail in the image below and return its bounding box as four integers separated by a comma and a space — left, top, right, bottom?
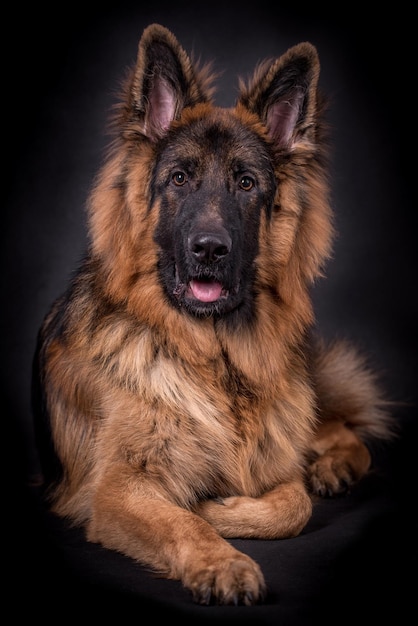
311, 336, 395, 443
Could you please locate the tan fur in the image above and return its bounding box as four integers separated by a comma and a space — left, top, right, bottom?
35, 24, 393, 606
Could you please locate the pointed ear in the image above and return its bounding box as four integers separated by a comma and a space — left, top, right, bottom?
237, 42, 320, 150
128, 24, 215, 141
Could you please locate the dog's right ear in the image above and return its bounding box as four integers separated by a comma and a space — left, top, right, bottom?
127, 24, 215, 141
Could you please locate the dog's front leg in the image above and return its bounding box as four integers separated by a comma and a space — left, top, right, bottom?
86, 477, 266, 605
194, 480, 312, 539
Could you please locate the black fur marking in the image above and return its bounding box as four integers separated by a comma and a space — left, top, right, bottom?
153, 113, 276, 320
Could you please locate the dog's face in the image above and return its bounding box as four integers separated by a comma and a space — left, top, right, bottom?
153, 108, 276, 319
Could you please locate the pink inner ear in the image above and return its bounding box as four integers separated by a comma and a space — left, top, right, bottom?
148, 77, 177, 135
266, 90, 303, 148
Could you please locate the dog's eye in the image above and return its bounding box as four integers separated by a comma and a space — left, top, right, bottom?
239, 175, 255, 191
172, 171, 187, 186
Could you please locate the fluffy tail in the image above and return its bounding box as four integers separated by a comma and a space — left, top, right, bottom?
312, 337, 394, 442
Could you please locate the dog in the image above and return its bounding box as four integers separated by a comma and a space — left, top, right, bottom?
32, 23, 392, 606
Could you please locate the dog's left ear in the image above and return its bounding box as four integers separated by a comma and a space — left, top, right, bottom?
238, 42, 320, 150
128, 24, 215, 141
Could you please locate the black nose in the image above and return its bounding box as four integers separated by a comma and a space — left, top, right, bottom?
188, 230, 232, 263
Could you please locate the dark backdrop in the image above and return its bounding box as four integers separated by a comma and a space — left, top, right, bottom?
4, 3, 416, 622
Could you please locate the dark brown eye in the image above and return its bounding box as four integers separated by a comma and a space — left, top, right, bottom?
239, 175, 255, 191
172, 171, 187, 186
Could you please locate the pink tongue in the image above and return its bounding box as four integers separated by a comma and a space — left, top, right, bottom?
190, 279, 223, 302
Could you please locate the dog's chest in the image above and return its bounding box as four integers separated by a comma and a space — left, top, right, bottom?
125, 378, 298, 499
108, 333, 302, 497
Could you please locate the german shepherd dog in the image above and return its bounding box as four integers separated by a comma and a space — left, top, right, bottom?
33, 23, 392, 605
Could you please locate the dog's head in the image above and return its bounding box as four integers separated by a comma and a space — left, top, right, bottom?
89, 24, 332, 326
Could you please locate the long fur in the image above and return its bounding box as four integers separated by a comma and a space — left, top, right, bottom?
33, 24, 392, 606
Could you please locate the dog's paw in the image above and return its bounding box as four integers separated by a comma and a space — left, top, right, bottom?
307, 455, 353, 496
307, 445, 371, 497
185, 553, 266, 606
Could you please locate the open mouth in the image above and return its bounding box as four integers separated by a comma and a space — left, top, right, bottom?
173, 267, 232, 305
174, 276, 229, 303
187, 277, 229, 303
169, 265, 243, 317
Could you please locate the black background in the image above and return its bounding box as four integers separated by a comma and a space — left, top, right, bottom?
4, 3, 417, 622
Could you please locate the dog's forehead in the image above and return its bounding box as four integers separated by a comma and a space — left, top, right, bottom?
160, 106, 271, 167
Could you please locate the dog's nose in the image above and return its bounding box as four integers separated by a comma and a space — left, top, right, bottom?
188, 231, 232, 263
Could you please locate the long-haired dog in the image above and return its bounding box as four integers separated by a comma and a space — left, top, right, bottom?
32, 23, 392, 605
